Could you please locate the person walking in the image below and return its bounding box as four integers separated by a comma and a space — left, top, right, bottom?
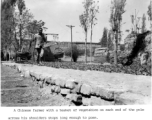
30, 28, 47, 65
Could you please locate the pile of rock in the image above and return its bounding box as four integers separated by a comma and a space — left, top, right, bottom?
124, 31, 151, 66
29, 71, 115, 106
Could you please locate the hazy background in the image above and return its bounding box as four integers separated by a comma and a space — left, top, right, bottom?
25, 0, 151, 43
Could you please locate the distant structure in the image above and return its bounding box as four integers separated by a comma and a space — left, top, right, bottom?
57, 41, 100, 50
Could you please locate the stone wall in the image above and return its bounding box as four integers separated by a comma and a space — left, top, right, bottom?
2, 62, 151, 106
20, 66, 114, 106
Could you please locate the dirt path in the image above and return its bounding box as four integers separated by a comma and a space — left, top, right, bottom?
1, 65, 74, 106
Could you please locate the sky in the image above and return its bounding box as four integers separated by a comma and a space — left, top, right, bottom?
25, 0, 151, 43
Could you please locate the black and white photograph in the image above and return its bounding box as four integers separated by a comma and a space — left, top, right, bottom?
0, 0, 152, 119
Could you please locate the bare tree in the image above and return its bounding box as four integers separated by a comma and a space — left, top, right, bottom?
141, 14, 146, 33
89, 0, 99, 62
147, 1, 152, 30
1, 0, 17, 53
110, 0, 126, 65
17, 0, 26, 51
13, 8, 33, 51
79, 0, 92, 63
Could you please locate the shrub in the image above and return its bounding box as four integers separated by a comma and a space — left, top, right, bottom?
65, 44, 80, 62
79, 48, 94, 57
78, 49, 85, 56
119, 44, 125, 51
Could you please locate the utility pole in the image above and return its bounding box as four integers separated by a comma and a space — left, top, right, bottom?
66, 25, 75, 62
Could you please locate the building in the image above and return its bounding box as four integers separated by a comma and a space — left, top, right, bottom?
52, 41, 101, 51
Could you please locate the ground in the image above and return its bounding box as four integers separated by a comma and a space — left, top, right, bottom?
1, 65, 75, 106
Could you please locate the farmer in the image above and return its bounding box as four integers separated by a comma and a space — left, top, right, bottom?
30, 27, 47, 65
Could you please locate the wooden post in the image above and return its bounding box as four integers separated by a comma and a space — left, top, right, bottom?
66, 25, 75, 62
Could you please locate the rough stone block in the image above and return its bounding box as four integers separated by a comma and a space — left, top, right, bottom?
65, 79, 78, 89
23, 70, 30, 78
40, 86, 52, 95
39, 74, 46, 81
55, 78, 66, 87
51, 78, 56, 85
60, 88, 70, 95
38, 81, 44, 88
66, 94, 73, 100
17, 66, 23, 72
91, 86, 97, 96
51, 76, 60, 85
92, 86, 114, 100
29, 71, 35, 77
70, 82, 82, 93
90, 96, 114, 106
71, 94, 82, 104
80, 83, 92, 96
45, 77, 52, 84
82, 98, 91, 106
91, 96, 101, 106
54, 86, 61, 93
51, 85, 56, 92
31, 72, 41, 81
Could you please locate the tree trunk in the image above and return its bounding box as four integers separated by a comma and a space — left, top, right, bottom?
14, 31, 19, 61
19, 23, 22, 51
85, 31, 87, 63
90, 24, 93, 63
114, 32, 118, 65
119, 20, 121, 43
150, 20, 152, 46
19, 14, 22, 51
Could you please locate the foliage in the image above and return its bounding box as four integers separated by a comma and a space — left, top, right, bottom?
78, 48, 93, 56
1, 0, 47, 54
18, 9, 34, 36
16, 0, 33, 50
119, 44, 125, 51
122, 31, 151, 66
79, 0, 93, 63
110, 0, 126, 31
26, 60, 151, 76
107, 30, 114, 50
89, 0, 99, 25
89, 0, 99, 62
147, 1, 152, 21
65, 44, 82, 62
1, 0, 16, 50
79, 14, 90, 33
141, 14, 146, 33
26, 20, 47, 35
17, 0, 25, 15
100, 27, 108, 47
109, 0, 126, 64
1, 0, 34, 52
